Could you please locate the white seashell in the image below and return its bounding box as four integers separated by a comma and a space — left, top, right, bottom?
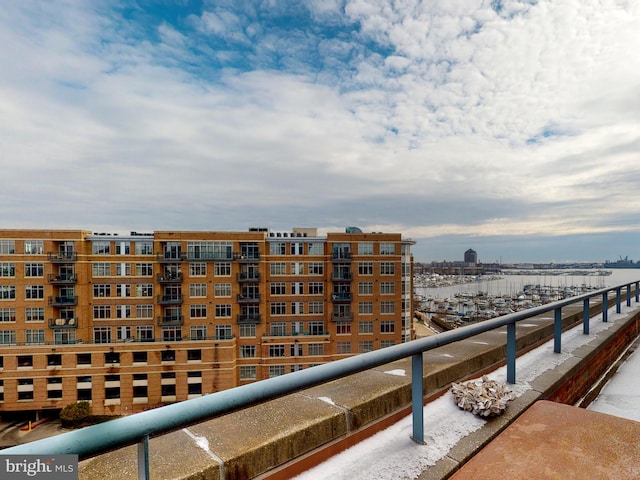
450, 377, 514, 417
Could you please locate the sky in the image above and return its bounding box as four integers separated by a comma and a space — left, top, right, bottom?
1, 0, 639, 263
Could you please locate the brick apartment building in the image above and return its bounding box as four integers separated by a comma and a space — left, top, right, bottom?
0, 227, 414, 416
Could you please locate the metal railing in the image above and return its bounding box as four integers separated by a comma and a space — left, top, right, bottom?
3, 280, 640, 480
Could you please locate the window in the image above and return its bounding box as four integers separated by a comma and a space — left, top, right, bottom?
190, 284, 207, 297
359, 302, 373, 314
381, 340, 395, 348
24, 263, 44, 277
189, 263, 206, 277
17, 355, 33, 367
135, 241, 153, 255
215, 324, 232, 340
240, 345, 256, 358
188, 383, 202, 395
291, 301, 303, 314
270, 262, 286, 275
161, 350, 176, 362
358, 321, 373, 334
240, 365, 257, 380
0, 308, 16, 322
190, 304, 207, 318
92, 263, 111, 277
308, 301, 323, 315
76, 353, 92, 366
214, 263, 231, 276
270, 282, 286, 295
269, 344, 285, 357
188, 349, 202, 361
0, 331, 12, 348
292, 281, 304, 295
17, 379, 34, 401
133, 351, 148, 363
380, 262, 395, 275
336, 322, 351, 335
117, 284, 131, 297
239, 324, 256, 338
380, 282, 395, 294
162, 327, 182, 342
93, 327, 111, 343
115, 242, 130, 255
381, 320, 395, 333
92, 241, 110, 255
0, 240, 16, 254
93, 284, 111, 298
337, 342, 352, 354
380, 301, 395, 314
308, 282, 323, 295
0, 263, 15, 277
308, 321, 324, 335
47, 354, 62, 366
358, 282, 373, 295
215, 304, 231, 318
214, 283, 231, 297
26, 329, 45, 344
116, 326, 132, 341
270, 302, 286, 315
104, 352, 120, 364
136, 304, 153, 319
359, 341, 374, 353
270, 322, 286, 336
116, 263, 131, 276
190, 325, 207, 340
291, 242, 303, 255
308, 242, 323, 255
54, 329, 76, 345
93, 305, 111, 319
24, 240, 44, 255
269, 365, 286, 377
358, 243, 373, 255
0, 286, 16, 299
25, 307, 44, 322
380, 242, 395, 255
358, 262, 373, 275
136, 284, 153, 297
291, 262, 304, 275
270, 242, 286, 255
25, 285, 44, 299
136, 325, 154, 342
308, 343, 324, 356
135, 263, 153, 276
308, 262, 323, 275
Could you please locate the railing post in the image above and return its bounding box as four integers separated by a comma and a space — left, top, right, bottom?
616, 287, 622, 314
636, 282, 640, 303
554, 307, 562, 353
627, 285, 632, 307
506, 322, 516, 384
411, 353, 425, 445
583, 298, 590, 335
138, 434, 150, 480
602, 291, 608, 323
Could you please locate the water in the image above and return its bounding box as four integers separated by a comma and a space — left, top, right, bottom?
415, 269, 640, 301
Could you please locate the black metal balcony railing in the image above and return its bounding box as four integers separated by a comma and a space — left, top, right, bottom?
156, 253, 186, 262
234, 252, 261, 262
186, 252, 234, 262
237, 313, 261, 324
47, 252, 77, 262
47, 273, 77, 284
157, 294, 183, 305
157, 273, 183, 283
48, 296, 78, 306
331, 252, 352, 262
332, 272, 352, 281
331, 292, 353, 302
332, 313, 353, 322
157, 315, 183, 326
237, 272, 260, 282
48, 318, 78, 328
237, 294, 261, 303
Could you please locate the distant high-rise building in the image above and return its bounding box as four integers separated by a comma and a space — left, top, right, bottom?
464, 249, 478, 265
0, 227, 414, 415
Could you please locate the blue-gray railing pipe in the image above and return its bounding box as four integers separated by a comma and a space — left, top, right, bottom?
2, 281, 638, 463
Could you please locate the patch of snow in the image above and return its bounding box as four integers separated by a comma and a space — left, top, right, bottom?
318, 396, 335, 405
384, 369, 406, 376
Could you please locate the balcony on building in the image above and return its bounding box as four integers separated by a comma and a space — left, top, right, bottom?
48, 318, 78, 328
237, 272, 260, 282
157, 294, 183, 305
47, 252, 77, 262
157, 315, 184, 327
157, 272, 183, 283
186, 251, 235, 262
234, 252, 261, 263
331, 272, 352, 282
332, 313, 353, 322
47, 273, 77, 284
331, 292, 353, 302
237, 293, 261, 303
331, 251, 352, 262
236, 313, 261, 324
156, 253, 186, 262
48, 295, 78, 306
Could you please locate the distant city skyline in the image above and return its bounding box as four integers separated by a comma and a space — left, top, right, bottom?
1, 2, 639, 264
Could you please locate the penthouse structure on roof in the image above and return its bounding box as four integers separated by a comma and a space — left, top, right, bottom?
0, 227, 414, 416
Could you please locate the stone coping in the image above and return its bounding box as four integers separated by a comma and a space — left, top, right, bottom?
78, 300, 640, 480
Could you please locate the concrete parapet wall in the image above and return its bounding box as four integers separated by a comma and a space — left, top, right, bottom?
78, 302, 640, 480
